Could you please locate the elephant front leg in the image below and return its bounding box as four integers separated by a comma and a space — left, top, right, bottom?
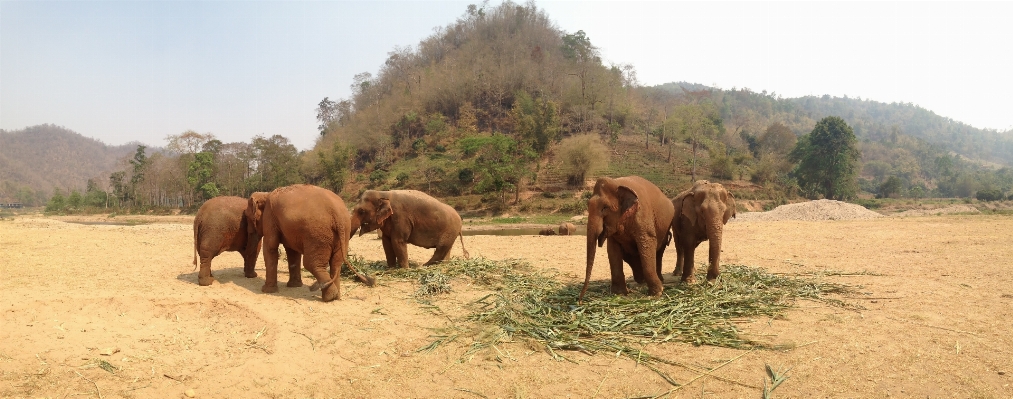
284, 245, 303, 287
391, 238, 411, 268
261, 242, 280, 293
381, 236, 397, 268
606, 239, 629, 295
706, 235, 722, 282
197, 256, 214, 286
638, 241, 664, 296
680, 240, 699, 284
673, 243, 685, 279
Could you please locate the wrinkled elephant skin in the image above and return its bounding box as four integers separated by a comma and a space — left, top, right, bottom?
246, 185, 373, 302
579, 176, 674, 301
350, 190, 469, 268
671, 180, 736, 283
193, 196, 264, 286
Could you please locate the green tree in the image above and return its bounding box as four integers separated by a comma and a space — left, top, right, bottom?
46, 188, 66, 212
558, 134, 609, 185
67, 190, 83, 210
789, 116, 862, 200
188, 152, 219, 201
318, 141, 352, 194
459, 134, 533, 202
878, 176, 903, 198
84, 178, 107, 207
128, 145, 149, 206
249, 135, 301, 192
512, 90, 560, 153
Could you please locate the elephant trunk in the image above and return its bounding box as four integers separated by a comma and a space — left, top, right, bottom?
578, 209, 605, 303
349, 213, 362, 240
707, 221, 724, 280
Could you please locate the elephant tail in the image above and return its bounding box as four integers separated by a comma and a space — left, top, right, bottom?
192, 220, 199, 271
458, 232, 470, 260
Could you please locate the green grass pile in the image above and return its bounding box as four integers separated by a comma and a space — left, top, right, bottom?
345, 256, 858, 367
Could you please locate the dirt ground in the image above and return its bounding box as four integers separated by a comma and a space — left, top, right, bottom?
1, 214, 1011, 398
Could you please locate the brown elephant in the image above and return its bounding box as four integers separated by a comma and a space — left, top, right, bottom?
538, 227, 557, 236
671, 180, 736, 283
579, 176, 675, 301
350, 190, 469, 268
247, 184, 374, 302
192, 195, 264, 286
558, 222, 576, 235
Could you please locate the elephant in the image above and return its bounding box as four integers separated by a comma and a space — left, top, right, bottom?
671, 180, 736, 283
579, 176, 675, 301
350, 190, 469, 268
558, 222, 576, 236
192, 195, 264, 286
538, 227, 557, 236
246, 184, 374, 302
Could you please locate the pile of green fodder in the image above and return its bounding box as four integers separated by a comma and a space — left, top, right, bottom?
344, 256, 858, 363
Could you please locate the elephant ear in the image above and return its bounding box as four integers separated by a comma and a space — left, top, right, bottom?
375, 198, 393, 227
245, 192, 268, 233
617, 185, 640, 225
681, 192, 698, 226
720, 188, 736, 223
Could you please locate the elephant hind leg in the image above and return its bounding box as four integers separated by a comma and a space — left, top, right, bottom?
284, 245, 303, 287
424, 244, 453, 266
197, 256, 215, 286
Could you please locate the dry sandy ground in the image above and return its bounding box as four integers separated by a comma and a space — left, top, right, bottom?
1, 215, 1012, 398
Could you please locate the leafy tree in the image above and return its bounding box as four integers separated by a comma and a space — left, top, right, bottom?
558, 134, 609, 186
317, 141, 353, 194
84, 178, 107, 207
759, 122, 796, 156
789, 116, 861, 200
46, 188, 66, 212
187, 152, 219, 201
249, 135, 301, 192
459, 134, 533, 202
976, 188, 1004, 202
128, 145, 149, 206
67, 190, 83, 209
878, 176, 903, 198
512, 90, 560, 153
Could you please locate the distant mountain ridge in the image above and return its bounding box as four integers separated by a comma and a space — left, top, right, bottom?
657, 81, 1013, 167
0, 124, 138, 198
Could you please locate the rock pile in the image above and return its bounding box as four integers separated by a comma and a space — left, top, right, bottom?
735, 199, 884, 221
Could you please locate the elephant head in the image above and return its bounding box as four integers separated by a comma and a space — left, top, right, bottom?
579, 177, 641, 302
349, 190, 393, 238
245, 192, 269, 235
676, 181, 736, 281
680, 181, 735, 234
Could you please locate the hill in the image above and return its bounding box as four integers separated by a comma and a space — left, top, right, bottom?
0, 124, 137, 205
307, 2, 1012, 204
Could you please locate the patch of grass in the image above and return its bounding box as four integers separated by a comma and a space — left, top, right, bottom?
351, 256, 859, 378
415, 270, 453, 297
491, 216, 525, 224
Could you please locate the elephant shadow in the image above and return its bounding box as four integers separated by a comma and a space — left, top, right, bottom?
175, 267, 322, 301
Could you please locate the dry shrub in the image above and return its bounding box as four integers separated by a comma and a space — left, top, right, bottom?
558, 134, 608, 186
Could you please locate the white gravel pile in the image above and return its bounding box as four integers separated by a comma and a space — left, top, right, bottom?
734, 199, 884, 221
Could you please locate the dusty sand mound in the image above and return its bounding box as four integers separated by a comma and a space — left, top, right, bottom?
891, 205, 980, 217
735, 199, 883, 221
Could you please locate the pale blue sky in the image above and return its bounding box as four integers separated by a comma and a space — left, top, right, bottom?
2, 1, 1011, 150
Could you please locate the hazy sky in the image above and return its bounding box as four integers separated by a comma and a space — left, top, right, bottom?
2, 1, 1011, 150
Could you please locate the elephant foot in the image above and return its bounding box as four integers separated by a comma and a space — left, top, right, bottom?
609, 283, 630, 295
244, 270, 258, 278
680, 276, 696, 285
320, 284, 340, 302
198, 276, 215, 286
672, 268, 683, 277
647, 286, 664, 297
261, 284, 279, 293
287, 279, 304, 288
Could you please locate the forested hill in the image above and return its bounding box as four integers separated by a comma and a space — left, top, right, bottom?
308, 1, 1012, 202
654, 82, 1013, 167
0, 125, 137, 204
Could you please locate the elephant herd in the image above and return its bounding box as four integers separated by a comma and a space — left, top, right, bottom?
192, 177, 735, 303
